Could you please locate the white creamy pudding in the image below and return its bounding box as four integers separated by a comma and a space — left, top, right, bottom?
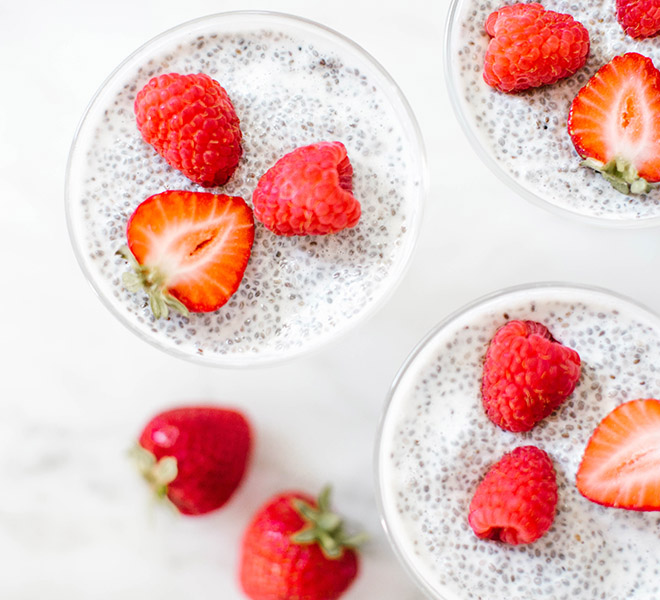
66, 12, 425, 365
446, 0, 660, 225
377, 283, 660, 599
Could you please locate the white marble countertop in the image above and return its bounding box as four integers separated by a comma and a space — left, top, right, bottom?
2, 1, 660, 598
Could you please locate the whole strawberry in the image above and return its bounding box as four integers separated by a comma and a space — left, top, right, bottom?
483, 3, 590, 93
568, 52, 660, 195
252, 141, 361, 236
239, 487, 363, 600
481, 320, 581, 432
469, 445, 558, 545
119, 190, 254, 318
134, 72, 242, 187
617, 0, 660, 39
133, 405, 252, 515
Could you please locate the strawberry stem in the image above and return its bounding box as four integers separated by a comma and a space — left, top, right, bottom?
290, 486, 367, 559
582, 157, 652, 195
130, 445, 178, 502
116, 246, 189, 319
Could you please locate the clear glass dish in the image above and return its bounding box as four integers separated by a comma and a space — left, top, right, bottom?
65, 11, 427, 367
375, 282, 660, 599
445, 0, 660, 227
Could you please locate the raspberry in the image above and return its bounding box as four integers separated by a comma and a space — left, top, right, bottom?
252, 141, 361, 236
134, 72, 242, 187
616, 0, 660, 39
483, 3, 590, 93
481, 320, 581, 432
468, 446, 558, 545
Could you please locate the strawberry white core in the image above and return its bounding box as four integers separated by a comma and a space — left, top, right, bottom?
143, 210, 246, 287
606, 77, 656, 166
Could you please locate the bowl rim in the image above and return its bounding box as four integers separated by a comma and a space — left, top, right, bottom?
373, 280, 660, 598
64, 9, 428, 368
443, 0, 660, 230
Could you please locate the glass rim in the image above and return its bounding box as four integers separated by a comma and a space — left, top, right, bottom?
64, 10, 428, 368
443, 0, 660, 230
373, 280, 660, 598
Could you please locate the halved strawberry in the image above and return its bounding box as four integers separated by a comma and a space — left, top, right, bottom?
567, 53, 660, 195
576, 399, 660, 511
118, 190, 254, 318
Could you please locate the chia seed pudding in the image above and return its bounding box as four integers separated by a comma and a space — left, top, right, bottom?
65, 12, 425, 366
446, 0, 660, 226
376, 283, 660, 600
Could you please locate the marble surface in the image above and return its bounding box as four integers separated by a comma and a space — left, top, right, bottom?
2, 1, 660, 599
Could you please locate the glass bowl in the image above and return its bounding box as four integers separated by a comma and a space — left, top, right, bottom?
65, 11, 427, 367
445, 0, 660, 227
375, 282, 660, 599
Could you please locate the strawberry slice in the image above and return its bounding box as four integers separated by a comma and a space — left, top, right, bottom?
118, 190, 254, 318
576, 399, 660, 511
567, 52, 660, 195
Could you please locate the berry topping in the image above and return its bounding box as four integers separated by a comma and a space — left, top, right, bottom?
252, 141, 361, 236
239, 487, 364, 600
469, 446, 558, 545
134, 72, 242, 187
568, 52, 660, 194
576, 399, 660, 511
134, 406, 252, 516
616, 0, 660, 39
483, 3, 590, 93
481, 320, 581, 432
119, 190, 254, 318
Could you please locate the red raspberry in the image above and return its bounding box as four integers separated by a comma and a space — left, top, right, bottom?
483, 3, 590, 93
252, 141, 361, 236
481, 320, 581, 432
616, 0, 660, 39
469, 446, 558, 545
134, 72, 242, 187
